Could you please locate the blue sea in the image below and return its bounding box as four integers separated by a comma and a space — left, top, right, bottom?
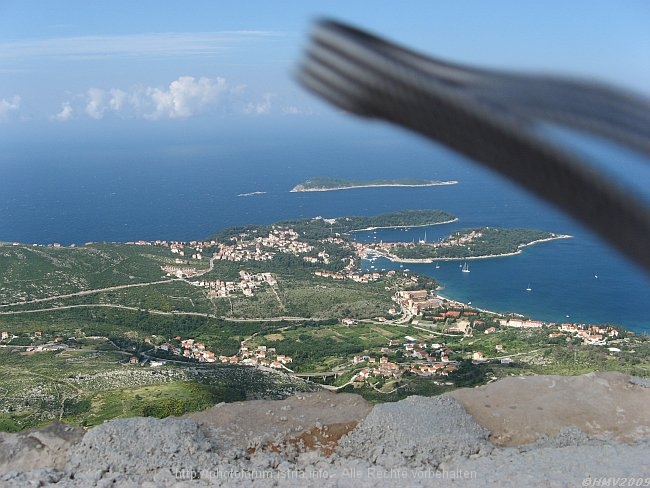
1, 117, 649, 333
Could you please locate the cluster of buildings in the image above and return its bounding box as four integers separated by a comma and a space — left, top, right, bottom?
134, 238, 213, 256
154, 338, 294, 370
161, 265, 198, 278
498, 318, 545, 328
496, 319, 620, 345
397, 290, 443, 315
303, 250, 331, 265
555, 323, 620, 345
155, 338, 217, 363
190, 270, 277, 298
1, 330, 68, 353
229, 343, 294, 369
359, 229, 484, 256
352, 338, 460, 382
213, 227, 316, 263
314, 269, 383, 283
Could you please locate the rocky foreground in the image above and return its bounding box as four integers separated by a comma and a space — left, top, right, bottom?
1, 372, 649, 487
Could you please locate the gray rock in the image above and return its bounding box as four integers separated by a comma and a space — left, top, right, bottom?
0, 421, 84, 473
337, 395, 491, 469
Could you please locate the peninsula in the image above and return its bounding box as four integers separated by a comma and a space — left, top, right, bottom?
365, 227, 573, 262
290, 177, 457, 192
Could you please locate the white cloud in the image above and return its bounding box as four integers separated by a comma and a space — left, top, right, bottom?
85, 88, 106, 119
108, 89, 127, 111
146, 76, 228, 119
50, 75, 293, 121
244, 93, 273, 115
0, 95, 20, 121
52, 102, 73, 121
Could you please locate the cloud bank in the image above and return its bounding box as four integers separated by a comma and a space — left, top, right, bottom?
48, 76, 304, 121
51, 76, 239, 121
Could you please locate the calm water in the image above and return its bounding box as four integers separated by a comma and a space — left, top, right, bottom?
1, 118, 649, 332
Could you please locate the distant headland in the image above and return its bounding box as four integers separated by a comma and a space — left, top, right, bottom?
290, 177, 458, 192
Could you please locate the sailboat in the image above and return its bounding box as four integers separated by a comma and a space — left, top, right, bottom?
526, 283, 532, 291
435, 262, 440, 269
461, 262, 470, 273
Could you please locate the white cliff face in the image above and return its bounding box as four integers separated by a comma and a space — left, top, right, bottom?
1, 373, 649, 487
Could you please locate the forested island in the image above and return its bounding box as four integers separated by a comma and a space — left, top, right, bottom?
212, 209, 457, 242
372, 227, 572, 262
291, 177, 457, 192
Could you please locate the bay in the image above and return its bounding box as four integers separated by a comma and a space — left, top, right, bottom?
1, 117, 648, 332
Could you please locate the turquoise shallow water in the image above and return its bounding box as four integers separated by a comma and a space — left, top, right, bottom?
1, 119, 648, 332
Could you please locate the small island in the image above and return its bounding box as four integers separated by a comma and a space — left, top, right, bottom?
291, 177, 457, 192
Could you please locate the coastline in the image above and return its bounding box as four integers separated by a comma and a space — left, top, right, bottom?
362, 234, 573, 263
290, 180, 458, 193
434, 292, 504, 317
350, 218, 459, 233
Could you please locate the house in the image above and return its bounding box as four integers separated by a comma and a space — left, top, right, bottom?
413, 349, 427, 360
472, 351, 485, 361
129, 356, 138, 364
495, 344, 504, 352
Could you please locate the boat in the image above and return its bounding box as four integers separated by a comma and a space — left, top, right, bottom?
461, 262, 470, 273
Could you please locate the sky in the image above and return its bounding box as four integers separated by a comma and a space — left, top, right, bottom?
1, 0, 649, 132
